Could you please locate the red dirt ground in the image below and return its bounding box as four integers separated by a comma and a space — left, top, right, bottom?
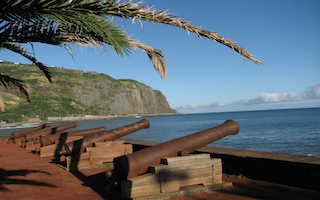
1, 141, 319, 200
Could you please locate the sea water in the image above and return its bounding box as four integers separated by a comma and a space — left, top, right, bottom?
1, 107, 319, 157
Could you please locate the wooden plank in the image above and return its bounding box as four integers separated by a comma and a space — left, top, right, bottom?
66, 157, 105, 168
39, 144, 61, 157
24, 141, 40, 150
131, 181, 233, 200
122, 173, 160, 199
160, 154, 211, 166
212, 160, 222, 184
64, 143, 132, 169
150, 160, 218, 173
90, 150, 132, 159
159, 165, 213, 193
94, 140, 125, 148
86, 144, 132, 153
63, 136, 84, 143
122, 155, 223, 198
13, 137, 24, 144
38, 136, 85, 157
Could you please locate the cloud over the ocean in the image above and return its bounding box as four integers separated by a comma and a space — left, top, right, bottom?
172, 84, 320, 112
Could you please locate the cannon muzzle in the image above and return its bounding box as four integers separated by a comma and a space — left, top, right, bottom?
11, 123, 51, 138
37, 126, 107, 146
109, 119, 239, 181
21, 122, 77, 142
58, 119, 150, 156
7, 123, 51, 143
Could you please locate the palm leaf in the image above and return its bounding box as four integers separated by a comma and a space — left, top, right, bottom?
100, 1, 264, 65
129, 40, 166, 80
0, 72, 30, 102
1, 42, 52, 83
2, 0, 263, 64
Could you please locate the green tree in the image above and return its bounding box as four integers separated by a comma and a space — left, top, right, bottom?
0, 0, 263, 107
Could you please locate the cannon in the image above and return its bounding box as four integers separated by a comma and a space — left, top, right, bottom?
11, 123, 51, 139
36, 126, 107, 146
20, 122, 77, 142
58, 119, 150, 156
106, 119, 240, 182
7, 123, 51, 143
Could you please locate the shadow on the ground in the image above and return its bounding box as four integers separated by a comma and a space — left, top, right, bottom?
53, 137, 115, 199
0, 168, 56, 192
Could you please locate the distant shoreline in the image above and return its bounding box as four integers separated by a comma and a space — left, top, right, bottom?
0, 113, 183, 129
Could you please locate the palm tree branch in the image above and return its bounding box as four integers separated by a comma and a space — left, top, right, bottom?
129, 39, 166, 80
2, 1, 262, 64
104, 2, 264, 65
1, 1, 132, 56
86, 1, 263, 65
0, 72, 30, 102
1, 42, 52, 83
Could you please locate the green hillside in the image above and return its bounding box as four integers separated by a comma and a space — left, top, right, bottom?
0, 61, 177, 123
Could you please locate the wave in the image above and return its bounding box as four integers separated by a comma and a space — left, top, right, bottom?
0, 122, 42, 130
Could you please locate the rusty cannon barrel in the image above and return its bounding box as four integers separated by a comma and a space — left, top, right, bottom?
36, 126, 107, 146
107, 119, 239, 182
11, 123, 51, 139
21, 122, 77, 142
7, 123, 51, 143
58, 119, 150, 156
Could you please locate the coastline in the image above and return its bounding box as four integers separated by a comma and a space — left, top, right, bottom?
0, 112, 183, 129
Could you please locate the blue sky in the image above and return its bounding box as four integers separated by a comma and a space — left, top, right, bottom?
1, 0, 320, 114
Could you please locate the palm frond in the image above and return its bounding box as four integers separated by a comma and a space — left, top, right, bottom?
1, 0, 132, 56
0, 72, 30, 102
101, 1, 264, 65
1, 0, 263, 64
1, 42, 52, 83
129, 40, 166, 80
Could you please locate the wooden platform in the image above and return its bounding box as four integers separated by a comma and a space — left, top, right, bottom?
62, 140, 132, 170
121, 154, 229, 199
38, 136, 84, 156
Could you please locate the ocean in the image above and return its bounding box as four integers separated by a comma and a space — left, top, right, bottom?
1, 107, 319, 157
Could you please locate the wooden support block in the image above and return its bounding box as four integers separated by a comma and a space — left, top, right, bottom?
39, 144, 62, 157
38, 136, 84, 157
89, 149, 132, 160
64, 141, 132, 169
86, 144, 132, 152
121, 154, 223, 199
86, 144, 132, 155
122, 173, 160, 199
159, 165, 213, 193
66, 136, 84, 141
24, 141, 40, 150
13, 137, 24, 144
65, 155, 105, 168
94, 140, 125, 148
160, 154, 211, 166
212, 159, 222, 184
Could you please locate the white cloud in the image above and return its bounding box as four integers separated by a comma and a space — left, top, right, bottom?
173, 83, 320, 113
248, 84, 320, 104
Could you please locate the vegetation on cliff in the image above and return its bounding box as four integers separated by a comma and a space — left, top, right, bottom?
0, 62, 177, 123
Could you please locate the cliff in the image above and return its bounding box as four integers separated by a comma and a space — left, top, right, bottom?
0, 62, 178, 122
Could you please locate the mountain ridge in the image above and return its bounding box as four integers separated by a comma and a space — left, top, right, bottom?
0, 61, 178, 123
